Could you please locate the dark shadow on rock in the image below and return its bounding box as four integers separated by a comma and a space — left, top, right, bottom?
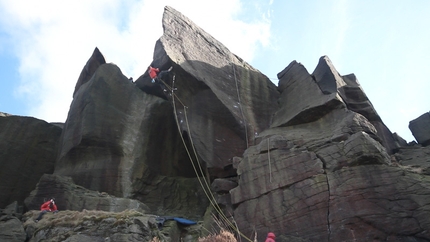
136, 57, 279, 178
0, 116, 62, 208
56, 63, 199, 199
73, 47, 106, 98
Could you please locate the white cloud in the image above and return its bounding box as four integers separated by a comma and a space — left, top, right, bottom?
0, 0, 271, 122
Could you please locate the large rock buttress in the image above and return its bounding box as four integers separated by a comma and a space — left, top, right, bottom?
56, 63, 161, 197
409, 111, 430, 146
73, 47, 106, 97
273, 56, 398, 154
55, 58, 208, 218
0, 115, 62, 208
2, 6, 430, 242
230, 56, 430, 241
24, 174, 149, 213
136, 6, 280, 177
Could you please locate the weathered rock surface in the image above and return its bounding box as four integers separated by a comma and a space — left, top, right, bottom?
131, 170, 210, 220
272, 60, 345, 127
24, 174, 149, 213
21, 209, 202, 242
2, 5, 430, 242
0, 216, 25, 242
232, 130, 430, 241
274, 56, 398, 154
0, 201, 26, 242
0, 115, 62, 208
393, 132, 408, 147
57, 63, 164, 197
395, 145, 430, 175
409, 111, 430, 146
136, 6, 279, 177
73, 47, 106, 97
313, 57, 401, 155
229, 56, 429, 241
327, 165, 430, 241
56, 59, 208, 218
0, 111, 11, 117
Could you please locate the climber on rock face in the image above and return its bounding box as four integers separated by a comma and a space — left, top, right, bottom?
148, 66, 173, 83
148, 66, 160, 83
265, 232, 276, 242
148, 66, 173, 92
158, 66, 173, 83
35, 198, 58, 222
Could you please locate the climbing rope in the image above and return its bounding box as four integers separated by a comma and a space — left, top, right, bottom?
230, 54, 249, 148
268, 137, 272, 183
158, 75, 254, 242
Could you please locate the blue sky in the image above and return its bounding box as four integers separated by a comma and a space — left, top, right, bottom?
0, 0, 429, 142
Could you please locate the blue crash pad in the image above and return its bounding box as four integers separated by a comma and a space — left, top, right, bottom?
173, 217, 197, 225
156, 216, 197, 228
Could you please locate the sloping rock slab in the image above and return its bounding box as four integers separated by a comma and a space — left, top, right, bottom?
315, 56, 398, 153
230, 104, 426, 241
56, 63, 193, 197
132, 170, 210, 221
409, 112, 430, 146
233, 174, 329, 242
273, 56, 398, 153
230, 134, 328, 241
135, 6, 279, 175
21, 209, 203, 242
24, 174, 149, 213
272, 60, 344, 127
73, 47, 106, 97
316, 131, 391, 171
230, 142, 324, 203
395, 145, 430, 174
328, 165, 430, 241
0, 216, 25, 242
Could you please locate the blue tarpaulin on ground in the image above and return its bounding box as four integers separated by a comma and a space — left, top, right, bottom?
173, 217, 197, 225
156, 216, 197, 229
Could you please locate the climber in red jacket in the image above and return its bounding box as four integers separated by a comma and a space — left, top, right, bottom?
148, 66, 160, 83
265, 232, 276, 242
35, 198, 58, 222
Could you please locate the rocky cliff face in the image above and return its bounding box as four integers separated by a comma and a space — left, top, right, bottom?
0, 114, 62, 209
136, 6, 279, 178
1, 5, 430, 242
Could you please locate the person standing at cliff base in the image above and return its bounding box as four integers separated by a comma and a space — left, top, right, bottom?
35, 198, 58, 222
265, 232, 276, 242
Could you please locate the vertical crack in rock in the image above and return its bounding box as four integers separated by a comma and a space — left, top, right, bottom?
4, 5, 430, 242
325, 169, 332, 241
317, 153, 332, 241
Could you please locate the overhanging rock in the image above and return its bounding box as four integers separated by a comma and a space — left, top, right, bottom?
136, 6, 279, 177
409, 112, 430, 146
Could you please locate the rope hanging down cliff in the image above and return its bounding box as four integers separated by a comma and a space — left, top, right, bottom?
156, 74, 254, 242
230, 53, 249, 148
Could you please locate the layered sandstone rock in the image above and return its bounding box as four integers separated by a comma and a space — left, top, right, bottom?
136, 6, 279, 177
409, 112, 430, 146
1, 5, 430, 242
56, 55, 208, 218
24, 174, 149, 213
230, 57, 430, 241
57, 63, 166, 197
20, 209, 201, 242
73, 47, 106, 97
0, 202, 26, 242
0, 115, 62, 208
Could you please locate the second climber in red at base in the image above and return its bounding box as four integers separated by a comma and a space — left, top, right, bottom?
35, 198, 58, 222
265, 232, 276, 242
